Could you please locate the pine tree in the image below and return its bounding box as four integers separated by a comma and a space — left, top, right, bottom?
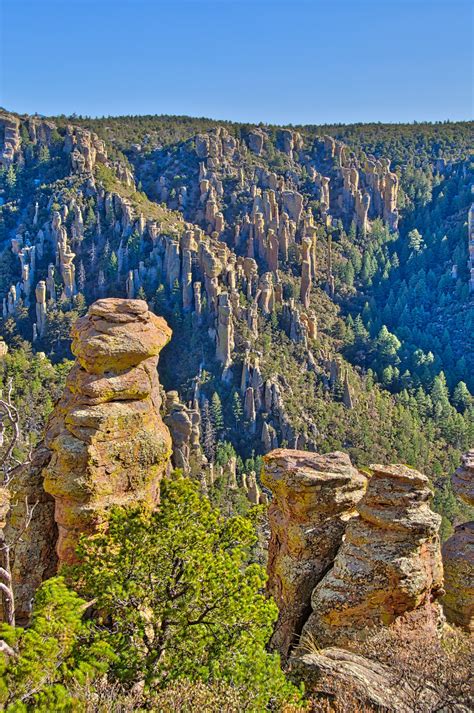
0, 577, 113, 709
74, 478, 299, 708
231, 390, 243, 427
5, 165, 16, 191
211, 391, 224, 435
408, 228, 424, 253
452, 381, 471, 413
108, 251, 118, 276
89, 242, 97, 266
38, 145, 50, 164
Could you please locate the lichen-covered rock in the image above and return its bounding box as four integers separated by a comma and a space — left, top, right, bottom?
442, 521, 474, 632
290, 649, 411, 713
43, 299, 172, 566
71, 299, 170, 374
4, 446, 57, 624
302, 464, 444, 647
262, 449, 367, 657
452, 450, 474, 506
442, 451, 474, 632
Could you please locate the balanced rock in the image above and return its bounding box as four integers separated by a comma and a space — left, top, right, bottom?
43, 299, 172, 565
301, 464, 444, 647
262, 449, 367, 657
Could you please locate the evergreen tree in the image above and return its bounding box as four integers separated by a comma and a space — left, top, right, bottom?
408, 228, 424, 253
74, 478, 299, 709
210, 391, 224, 435
0, 578, 113, 709
77, 260, 86, 292
5, 165, 16, 192
452, 381, 471, 413
38, 145, 50, 164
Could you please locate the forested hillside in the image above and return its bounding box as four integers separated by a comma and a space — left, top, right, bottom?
0, 110, 473, 537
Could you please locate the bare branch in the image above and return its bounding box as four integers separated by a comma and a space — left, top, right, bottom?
0, 639, 17, 659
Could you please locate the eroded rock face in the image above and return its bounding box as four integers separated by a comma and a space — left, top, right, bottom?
442, 521, 474, 632
43, 299, 172, 566
302, 464, 444, 647
262, 449, 367, 658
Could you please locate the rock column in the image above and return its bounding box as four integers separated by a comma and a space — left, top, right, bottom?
302, 464, 444, 647
262, 449, 367, 658
43, 299, 172, 566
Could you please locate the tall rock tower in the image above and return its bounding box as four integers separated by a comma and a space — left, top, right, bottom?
7, 299, 172, 620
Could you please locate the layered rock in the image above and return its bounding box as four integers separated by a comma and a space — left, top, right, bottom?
42, 299, 172, 565
302, 464, 444, 647
262, 449, 367, 658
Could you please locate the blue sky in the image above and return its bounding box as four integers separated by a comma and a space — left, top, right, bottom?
0, 0, 472, 124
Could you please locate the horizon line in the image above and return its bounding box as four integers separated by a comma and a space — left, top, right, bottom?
1, 106, 473, 129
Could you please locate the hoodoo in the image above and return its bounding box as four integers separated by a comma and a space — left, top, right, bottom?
43, 298, 172, 566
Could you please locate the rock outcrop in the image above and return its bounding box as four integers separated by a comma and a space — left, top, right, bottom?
42, 299, 172, 566
451, 449, 474, 505
4, 446, 57, 624
301, 464, 444, 647
262, 449, 367, 657
164, 390, 204, 476
291, 649, 411, 713
442, 451, 474, 631
0, 113, 21, 167
442, 521, 474, 632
